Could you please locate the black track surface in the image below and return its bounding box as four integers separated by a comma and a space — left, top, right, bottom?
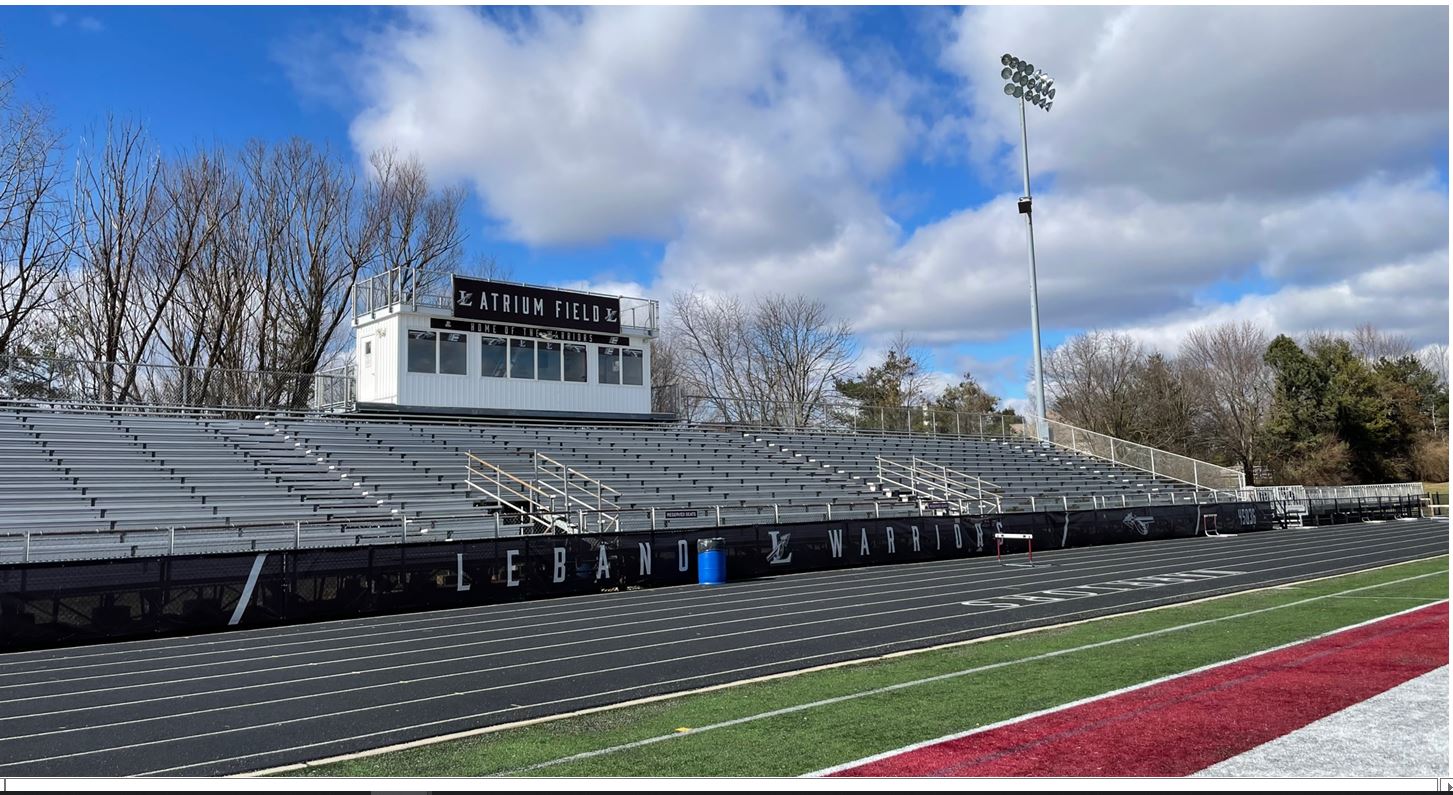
0, 518, 1444, 777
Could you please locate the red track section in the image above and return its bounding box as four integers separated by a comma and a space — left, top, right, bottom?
833, 603, 1449, 777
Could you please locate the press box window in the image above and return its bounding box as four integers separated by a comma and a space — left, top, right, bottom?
538, 342, 562, 381
598, 346, 621, 385
563, 344, 588, 383
510, 339, 535, 379
439, 333, 468, 375
407, 330, 436, 374
481, 336, 507, 378
622, 348, 644, 386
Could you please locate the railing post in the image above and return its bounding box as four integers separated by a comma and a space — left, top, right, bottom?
1193, 460, 1199, 489
956, 413, 961, 436
24, 530, 31, 563
826, 503, 832, 520
294, 521, 301, 550
774, 504, 780, 524
650, 507, 657, 530
715, 505, 722, 527
1150, 450, 1156, 477
979, 414, 985, 436
1062, 495, 1068, 511
874, 502, 881, 518
1030, 495, 1036, 512
1121, 494, 1127, 507
401, 516, 408, 545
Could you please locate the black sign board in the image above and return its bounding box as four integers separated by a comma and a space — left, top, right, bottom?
664, 509, 700, 519
428, 318, 629, 346
452, 276, 622, 334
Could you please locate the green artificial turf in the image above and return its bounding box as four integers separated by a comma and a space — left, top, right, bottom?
282, 555, 1448, 778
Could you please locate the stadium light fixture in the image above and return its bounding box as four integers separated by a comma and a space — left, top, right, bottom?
999, 51, 1059, 438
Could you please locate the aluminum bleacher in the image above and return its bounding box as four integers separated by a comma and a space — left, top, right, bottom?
0, 404, 1225, 564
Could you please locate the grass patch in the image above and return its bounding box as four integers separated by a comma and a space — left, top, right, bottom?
282, 556, 1448, 778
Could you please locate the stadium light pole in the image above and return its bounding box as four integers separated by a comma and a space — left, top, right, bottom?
999, 53, 1055, 440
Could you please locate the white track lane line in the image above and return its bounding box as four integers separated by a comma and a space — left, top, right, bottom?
0, 549, 1443, 774
0, 520, 1425, 670
237, 570, 1450, 778
1, 523, 1432, 690
0, 530, 1432, 721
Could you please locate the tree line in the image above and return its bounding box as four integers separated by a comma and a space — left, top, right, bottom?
0, 76, 471, 408
659, 286, 1448, 487
1042, 322, 1449, 486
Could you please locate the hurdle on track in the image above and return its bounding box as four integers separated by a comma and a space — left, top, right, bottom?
995, 532, 1038, 567
1201, 514, 1237, 538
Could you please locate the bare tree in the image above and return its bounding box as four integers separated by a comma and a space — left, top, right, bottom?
1350, 323, 1414, 362
669, 288, 856, 426
364, 148, 466, 302
1180, 320, 1273, 483
0, 84, 71, 358
460, 252, 513, 282
59, 118, 166, 401
1419, 343, 1448, 389
1042, 330, 1147, 437
755, 293, 856, 426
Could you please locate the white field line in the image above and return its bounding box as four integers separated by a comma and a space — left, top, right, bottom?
0, 533, 1435, 740
0, 529, 1416, 707
806, 596, 1448, 776
235, 555, 1441, 779
488, 572, 1441, 779
96, 548, 1453, 776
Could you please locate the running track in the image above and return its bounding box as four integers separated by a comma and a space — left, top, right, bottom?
0, 518, 1444, 777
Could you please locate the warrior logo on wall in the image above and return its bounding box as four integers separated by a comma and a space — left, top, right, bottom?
1123, 512, 1155, 536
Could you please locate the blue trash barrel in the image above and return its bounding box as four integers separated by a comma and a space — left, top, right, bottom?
697, 538, 726, 585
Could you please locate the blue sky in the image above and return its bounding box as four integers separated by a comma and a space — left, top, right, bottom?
3, 6, 1447, 408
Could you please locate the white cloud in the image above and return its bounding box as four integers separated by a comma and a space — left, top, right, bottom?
942, 6, 1448, 201
863, 173, 1447, 343
331, 6, 1448, 391
1115, 249, 1450, 354
49, 12, 103, 33
349, 6, 910, 258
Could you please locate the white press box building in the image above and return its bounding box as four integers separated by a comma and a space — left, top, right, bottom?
351, 269, 660, 419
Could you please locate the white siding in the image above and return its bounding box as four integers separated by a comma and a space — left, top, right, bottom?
355, 309, 652, 415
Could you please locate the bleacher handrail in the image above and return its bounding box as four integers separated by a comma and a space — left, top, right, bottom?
1014, 413, 1246, 491
463, 451, 559, 533
874, 455, 1001, 514
531, 450, 622, 532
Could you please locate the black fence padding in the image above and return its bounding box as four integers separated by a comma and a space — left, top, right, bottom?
1, 497, 1397, 651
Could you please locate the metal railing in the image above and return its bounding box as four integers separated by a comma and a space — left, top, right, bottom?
352, 267, 660, 333
1015, 414, 1246, 491
0, 484, 1297, 565
532, 450, 622, 533
0, 354, 354, 413
1303, 482, 1426, 499
680, 391, 1016, 437
874, 455, 1001, 514
463, 451, 566, 534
